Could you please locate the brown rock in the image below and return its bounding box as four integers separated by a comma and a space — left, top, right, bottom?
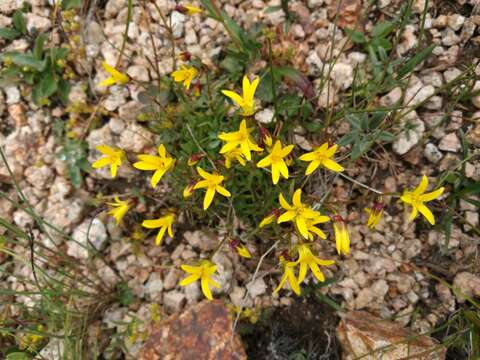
337, 311, 446, 359
139, 300, 246, 360
329, 0, 362, 29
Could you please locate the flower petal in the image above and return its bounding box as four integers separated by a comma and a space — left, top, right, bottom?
418, 203, 435, 225
203, 187, 216, 210
420, 187, 444, 202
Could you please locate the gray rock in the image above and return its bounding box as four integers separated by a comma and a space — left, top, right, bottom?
4, 85, 20, 104
104, 86, 128, 111
424, 143, 443, 163
43, 198, 84, 230
424, 95, 442, 110
0, 0, 19, 14
447, 14, 465, 31
442, 28, 461, 46
170, 11, 185, 38
255, 108, 275, 124
443, 67, 462, 83
118, 122, 155, 153
246, 277, 267, 297
212, 251, 233, 293
163, 291, 186, 313
163, 268, 181, 290
392, 114, 425, 155
380, 87, 402, 107
68, 218, 108, 259
453, 272, 480, 303
330, 63, 353, 90
438, 132, 461, 152
26, 14, 51, 33
184, 230, 218, 251
24, 165, 54, 190
403, 82, 435, 107
127, 65, 149, 82
144, 273, 163, 301
35, 338, 64, 360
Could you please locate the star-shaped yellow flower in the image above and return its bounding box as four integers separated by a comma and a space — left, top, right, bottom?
133, 144, 175, 188
365, 202, 384, 229
142, 213, 175, 246
332, 215, 350, 255
256, 140, 294, 184
236, 244, 252, 259
223, 148, 247, 169
299, 142, 344, 175
172, 65, 197, 90
305, 214, 330, 240
91, 144, 125, 178
400, 175, 444, 225
107, 197, 130, 224
179, 260, 220, 300
221, 75, 259, 116
99, 62, 129, 87
193, 167, 231, 210
218, 119, 263, 161
296, 244, 335, 284
277, 189, 321, 239
274, 256, 301, 295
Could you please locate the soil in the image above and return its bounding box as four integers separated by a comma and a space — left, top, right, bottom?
241, 296, 341, 360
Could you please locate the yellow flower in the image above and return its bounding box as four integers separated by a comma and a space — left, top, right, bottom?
258, 214, 278, 229
256, 140, 294, 184
179, 260, 220, 300
296, 244, 335, 284
187, 153, 204, 166
236, 244, 251, 259
193, 167, 231, 210
133, 144, 175, 188
305, 214, 330, 240
277, 189, 321, 239
175, 4, 202, 15
92, 144, 125, 178
332, 215, 350, 255
107, 197, 130, 224
142, 213, 175, 245
172, 65, 197, 90
400, 175, 444, 225
299, 142, 344, 175
183, 183, 194, 198
221, 75, 259, 116
365, 202, 384, 229
99, 62, 129, 87
218, 119, 263, 161
223, 148, 247, 169
184, 4, 202, 15
274, 256, 301, 295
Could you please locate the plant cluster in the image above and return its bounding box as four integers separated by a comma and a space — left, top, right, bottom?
91, 2, 446, 301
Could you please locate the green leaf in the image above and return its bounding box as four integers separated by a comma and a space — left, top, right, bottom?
372, 21, 395, 38
62, 0, 82, 9
345, 28, 366, 43
6, 352, 31, 360
396, 44, 435, 80
68, 162, 83, 188
117, 282, 134, 306
338, 132, 357, 146
376, 131, 395, 142
32, 72, 58, 104
10, 53, 46, 71
12, 10, 27, 35
57, 78, 71, 105
34, 33, 48, 60
0, 27, 21, 40
264, 5, 282, 13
